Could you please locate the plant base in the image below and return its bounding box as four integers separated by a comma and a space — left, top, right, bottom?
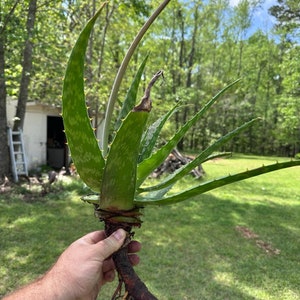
100, 211, 158, 300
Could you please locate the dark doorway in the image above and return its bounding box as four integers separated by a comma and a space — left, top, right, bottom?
47, 116, 67, 169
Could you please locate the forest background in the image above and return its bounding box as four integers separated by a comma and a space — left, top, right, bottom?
0, 0, 299, 180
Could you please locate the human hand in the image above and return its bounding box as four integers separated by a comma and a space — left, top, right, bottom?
43, 229, 140, 299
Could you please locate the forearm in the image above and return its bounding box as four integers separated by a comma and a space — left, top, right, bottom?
3, 230, 130, 300
3, 270, 72, 300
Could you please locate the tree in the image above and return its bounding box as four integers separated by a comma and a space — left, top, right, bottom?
275, 44, 300, 155
269, 0, 300, 39
0, 0, 63, 180
1, 0, 299, 184
269, 0, 300, 155
13, 0, 37, 131
0, 19, 9, 181
0, 0, 21, 181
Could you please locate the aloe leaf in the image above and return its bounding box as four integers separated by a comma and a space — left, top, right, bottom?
136, 152, 231, 195
137, 185, 174, 200
114, 55, 149, 132
136, 79, 241, 186
81, 194, 99, 204
139, 118, 259, 192
135, 160, 300, 206
138, 102, 180, 163
100, 110, 149, 211
62, 5, 106, 193
204, 152, 232, 162
99, 71, 163, 211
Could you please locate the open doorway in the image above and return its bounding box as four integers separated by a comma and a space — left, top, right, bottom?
47, 116, 67, 169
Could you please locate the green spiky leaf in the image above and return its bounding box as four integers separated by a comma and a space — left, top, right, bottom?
62, 5, 106, 193
100, 71, 164, 211
139, 118, 260, 192
136, 79, 241, 186
138, 102, 180, 163
135, 160, 300, 206
100, 110, 149, 211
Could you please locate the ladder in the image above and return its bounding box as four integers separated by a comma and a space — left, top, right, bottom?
7, 127, 28, 182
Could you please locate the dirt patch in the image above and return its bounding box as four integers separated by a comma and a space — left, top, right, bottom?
0, 169, 76, 202
255, 239, 281, 255
235, 225, 259, 239
235, 225, 280, 255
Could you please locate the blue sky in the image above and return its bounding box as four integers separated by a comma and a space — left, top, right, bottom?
229, 0, 278, 34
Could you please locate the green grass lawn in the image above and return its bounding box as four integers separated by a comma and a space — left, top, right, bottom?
1, 154, 300, 299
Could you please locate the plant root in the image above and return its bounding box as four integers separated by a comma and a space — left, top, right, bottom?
105, 222, 158, 300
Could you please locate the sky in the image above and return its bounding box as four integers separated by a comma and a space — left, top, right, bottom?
229, 0, 278, 34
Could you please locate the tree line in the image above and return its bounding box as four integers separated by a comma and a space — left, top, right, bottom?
0, 0, 299, 180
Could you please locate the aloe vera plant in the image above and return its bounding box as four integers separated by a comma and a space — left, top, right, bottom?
62, 2, 300, 299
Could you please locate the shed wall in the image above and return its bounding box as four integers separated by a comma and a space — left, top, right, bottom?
7, 99, 61, 170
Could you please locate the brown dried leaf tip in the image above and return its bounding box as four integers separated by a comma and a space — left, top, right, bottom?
133, 70, 164, 112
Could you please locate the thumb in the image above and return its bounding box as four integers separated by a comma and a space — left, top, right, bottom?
98, 229, 127, 259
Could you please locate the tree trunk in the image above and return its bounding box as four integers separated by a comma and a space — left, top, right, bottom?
0, 1, 21, 181
182, 4, 199, 151
13, 0, 37, 131
0, 34, 10, 181
176, 8, 185, 150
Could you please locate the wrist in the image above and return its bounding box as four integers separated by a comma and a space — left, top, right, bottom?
41, 266, 74, 300
3, 273, 66, 300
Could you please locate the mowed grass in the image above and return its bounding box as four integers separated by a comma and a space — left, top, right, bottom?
0, 154, 300, 299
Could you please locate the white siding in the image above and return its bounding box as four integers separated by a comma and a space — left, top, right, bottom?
7, 99, 61, 170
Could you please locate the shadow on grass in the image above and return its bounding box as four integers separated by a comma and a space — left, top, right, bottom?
0, 180, 100, 297
138, 192, 300, 299
1, 179, 299, 299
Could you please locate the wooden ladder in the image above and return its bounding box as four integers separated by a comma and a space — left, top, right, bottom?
7, 127, 28, 182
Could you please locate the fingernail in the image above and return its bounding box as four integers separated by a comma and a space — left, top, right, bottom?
113, 229, 126, 241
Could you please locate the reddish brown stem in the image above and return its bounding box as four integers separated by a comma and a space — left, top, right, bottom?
113, 247, 157, 300
105, 223, 158, 300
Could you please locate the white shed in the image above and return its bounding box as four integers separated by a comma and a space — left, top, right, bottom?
7, 98, 68, 171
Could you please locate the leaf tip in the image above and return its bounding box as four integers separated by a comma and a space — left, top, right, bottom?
133, 70, 164, 113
